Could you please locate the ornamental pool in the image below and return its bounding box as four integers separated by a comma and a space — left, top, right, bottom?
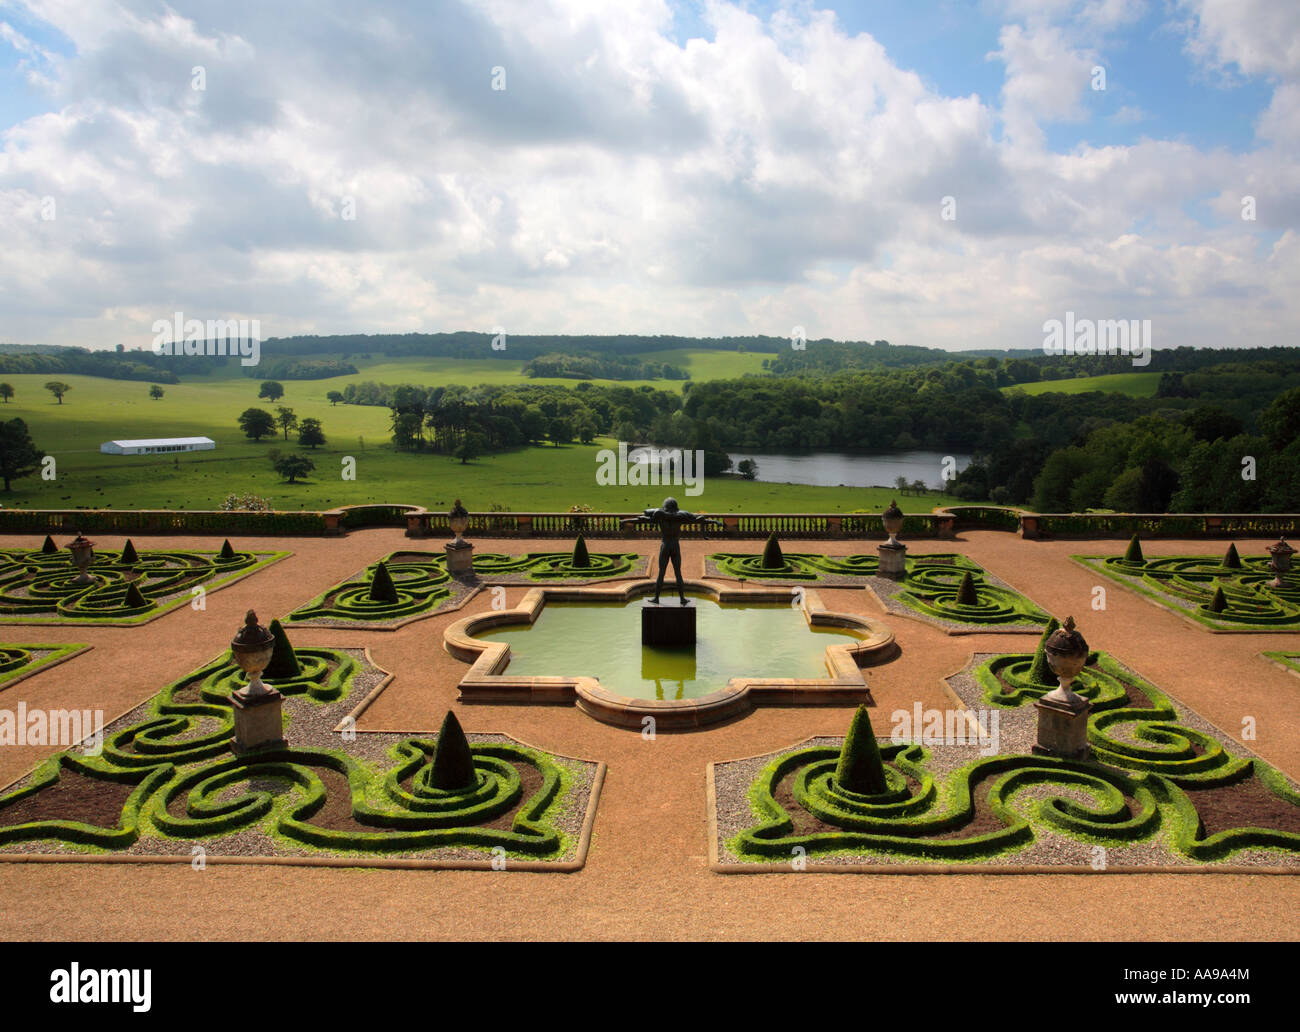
472, 594, 860, 701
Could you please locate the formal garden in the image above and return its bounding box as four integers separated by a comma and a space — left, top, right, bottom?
0, 514, 1297, 886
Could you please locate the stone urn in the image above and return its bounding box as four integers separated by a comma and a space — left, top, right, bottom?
877, 499, 907, 579
230, 609, 276, 699
445, 499, 474, 576
1033, 615, 1092, 759
448, 499, 470, 546
1043, 615, 1090, 707
67, 532, 96, 585
1267, 537, 1295, 589
881, 499, 904, 548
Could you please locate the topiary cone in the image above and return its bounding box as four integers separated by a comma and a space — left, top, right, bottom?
368, 560, 399, 603
123, 582, 149, 609
762, 532, 784, 569
120, 539, 139, 565
219, 539, 237, 560
1221, 543, 1242, 569
955, 571, 979, 606
264, 618, 302, 680
834, 705, 888, 795
40, 535, 58, 555
1027, 616, 1061, 686
430, 710, 477, 791
1124, 533, 1144, 564
572, 534, 591, 568
1208, 585, 1228, 613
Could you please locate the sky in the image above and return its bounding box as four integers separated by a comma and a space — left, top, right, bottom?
0, 0, 1297, 353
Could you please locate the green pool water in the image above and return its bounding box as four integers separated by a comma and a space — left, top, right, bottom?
475, 595, 859, 700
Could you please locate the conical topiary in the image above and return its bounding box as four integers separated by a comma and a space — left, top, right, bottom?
123, 582, 149, 609
1124, 533, 1144, 564
572, 534, 591, 568
834, 705, 888, 795
1208, 585, 1228, 613
121, 539, 139, 565
955, 571, 979, 606
368, 560, 399, 603
429, 710, 476, 791
40, 535, 58, 555
263, 618, 302, 680
1027, 616, 1061, 686
762, 532, 784, 569
219, 539, 237, 560
1221, 543, 1242, 569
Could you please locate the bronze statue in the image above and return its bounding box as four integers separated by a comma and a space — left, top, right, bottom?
622, 498, 722, 605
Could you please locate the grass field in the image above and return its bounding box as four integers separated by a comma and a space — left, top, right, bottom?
331, 347, 767, 394
1001, 372, 1161, 397
0, 365, 962, 513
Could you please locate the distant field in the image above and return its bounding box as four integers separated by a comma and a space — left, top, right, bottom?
1002, 372, 1161, 397
637, 348, 770, 381
327, 348, 767, 394
0, 371, 961, 512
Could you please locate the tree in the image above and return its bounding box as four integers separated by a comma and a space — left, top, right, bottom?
391, 412, 422, 450
833, 706, 887, 795
738, 459, 758, 480
0, 418, 44, 491
297, 417, 325, 449
1258, 387, 1300, 451
275, 406, 298, 441
430, 711, 476, 791
326, 390, 344, 406
454, 431, 487, 464
44, 381, 71, 404
521, 405, 547, 444
0, 384, 13, 403
258, 380, 285, 402
576, 415, 598, 445
238, 407, 276, 441
548, 416, 573, 446
272, 452, 315, 483
149, 384, 165, 400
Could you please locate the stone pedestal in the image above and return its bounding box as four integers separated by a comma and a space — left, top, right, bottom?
231, 688, 287, 754
642, 598, 696, 646
1031, 693, 1091, 759
444, 541, 475, 577
877, 542, 908, 580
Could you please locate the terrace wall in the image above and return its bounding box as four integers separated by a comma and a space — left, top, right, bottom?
0, 505, 1295, 540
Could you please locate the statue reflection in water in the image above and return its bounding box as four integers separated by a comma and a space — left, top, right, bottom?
622, 497, 723, 605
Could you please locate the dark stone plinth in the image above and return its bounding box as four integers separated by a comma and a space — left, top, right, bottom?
231, 687, 287, 754
642, 598, 697, 646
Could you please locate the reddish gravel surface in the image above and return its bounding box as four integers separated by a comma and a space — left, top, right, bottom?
1, 529, 1297, 941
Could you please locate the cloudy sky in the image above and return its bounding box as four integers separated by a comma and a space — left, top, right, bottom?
1, 0, 1296, 353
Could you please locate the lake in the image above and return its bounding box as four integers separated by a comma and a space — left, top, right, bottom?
723, 450, 972, 491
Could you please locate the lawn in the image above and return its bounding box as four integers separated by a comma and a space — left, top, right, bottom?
0, 370, 963, 512
1001, 372, 1161, 397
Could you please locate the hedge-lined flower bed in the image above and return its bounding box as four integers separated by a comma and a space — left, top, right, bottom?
0, 647, 595, 865
0, 543, 287, 626
1075, 548, 1300, 631
717, 656, 1300, 869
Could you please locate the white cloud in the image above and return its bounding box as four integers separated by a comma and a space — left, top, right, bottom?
0, 0, 1295, 355
1178, 0, 1300, 78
